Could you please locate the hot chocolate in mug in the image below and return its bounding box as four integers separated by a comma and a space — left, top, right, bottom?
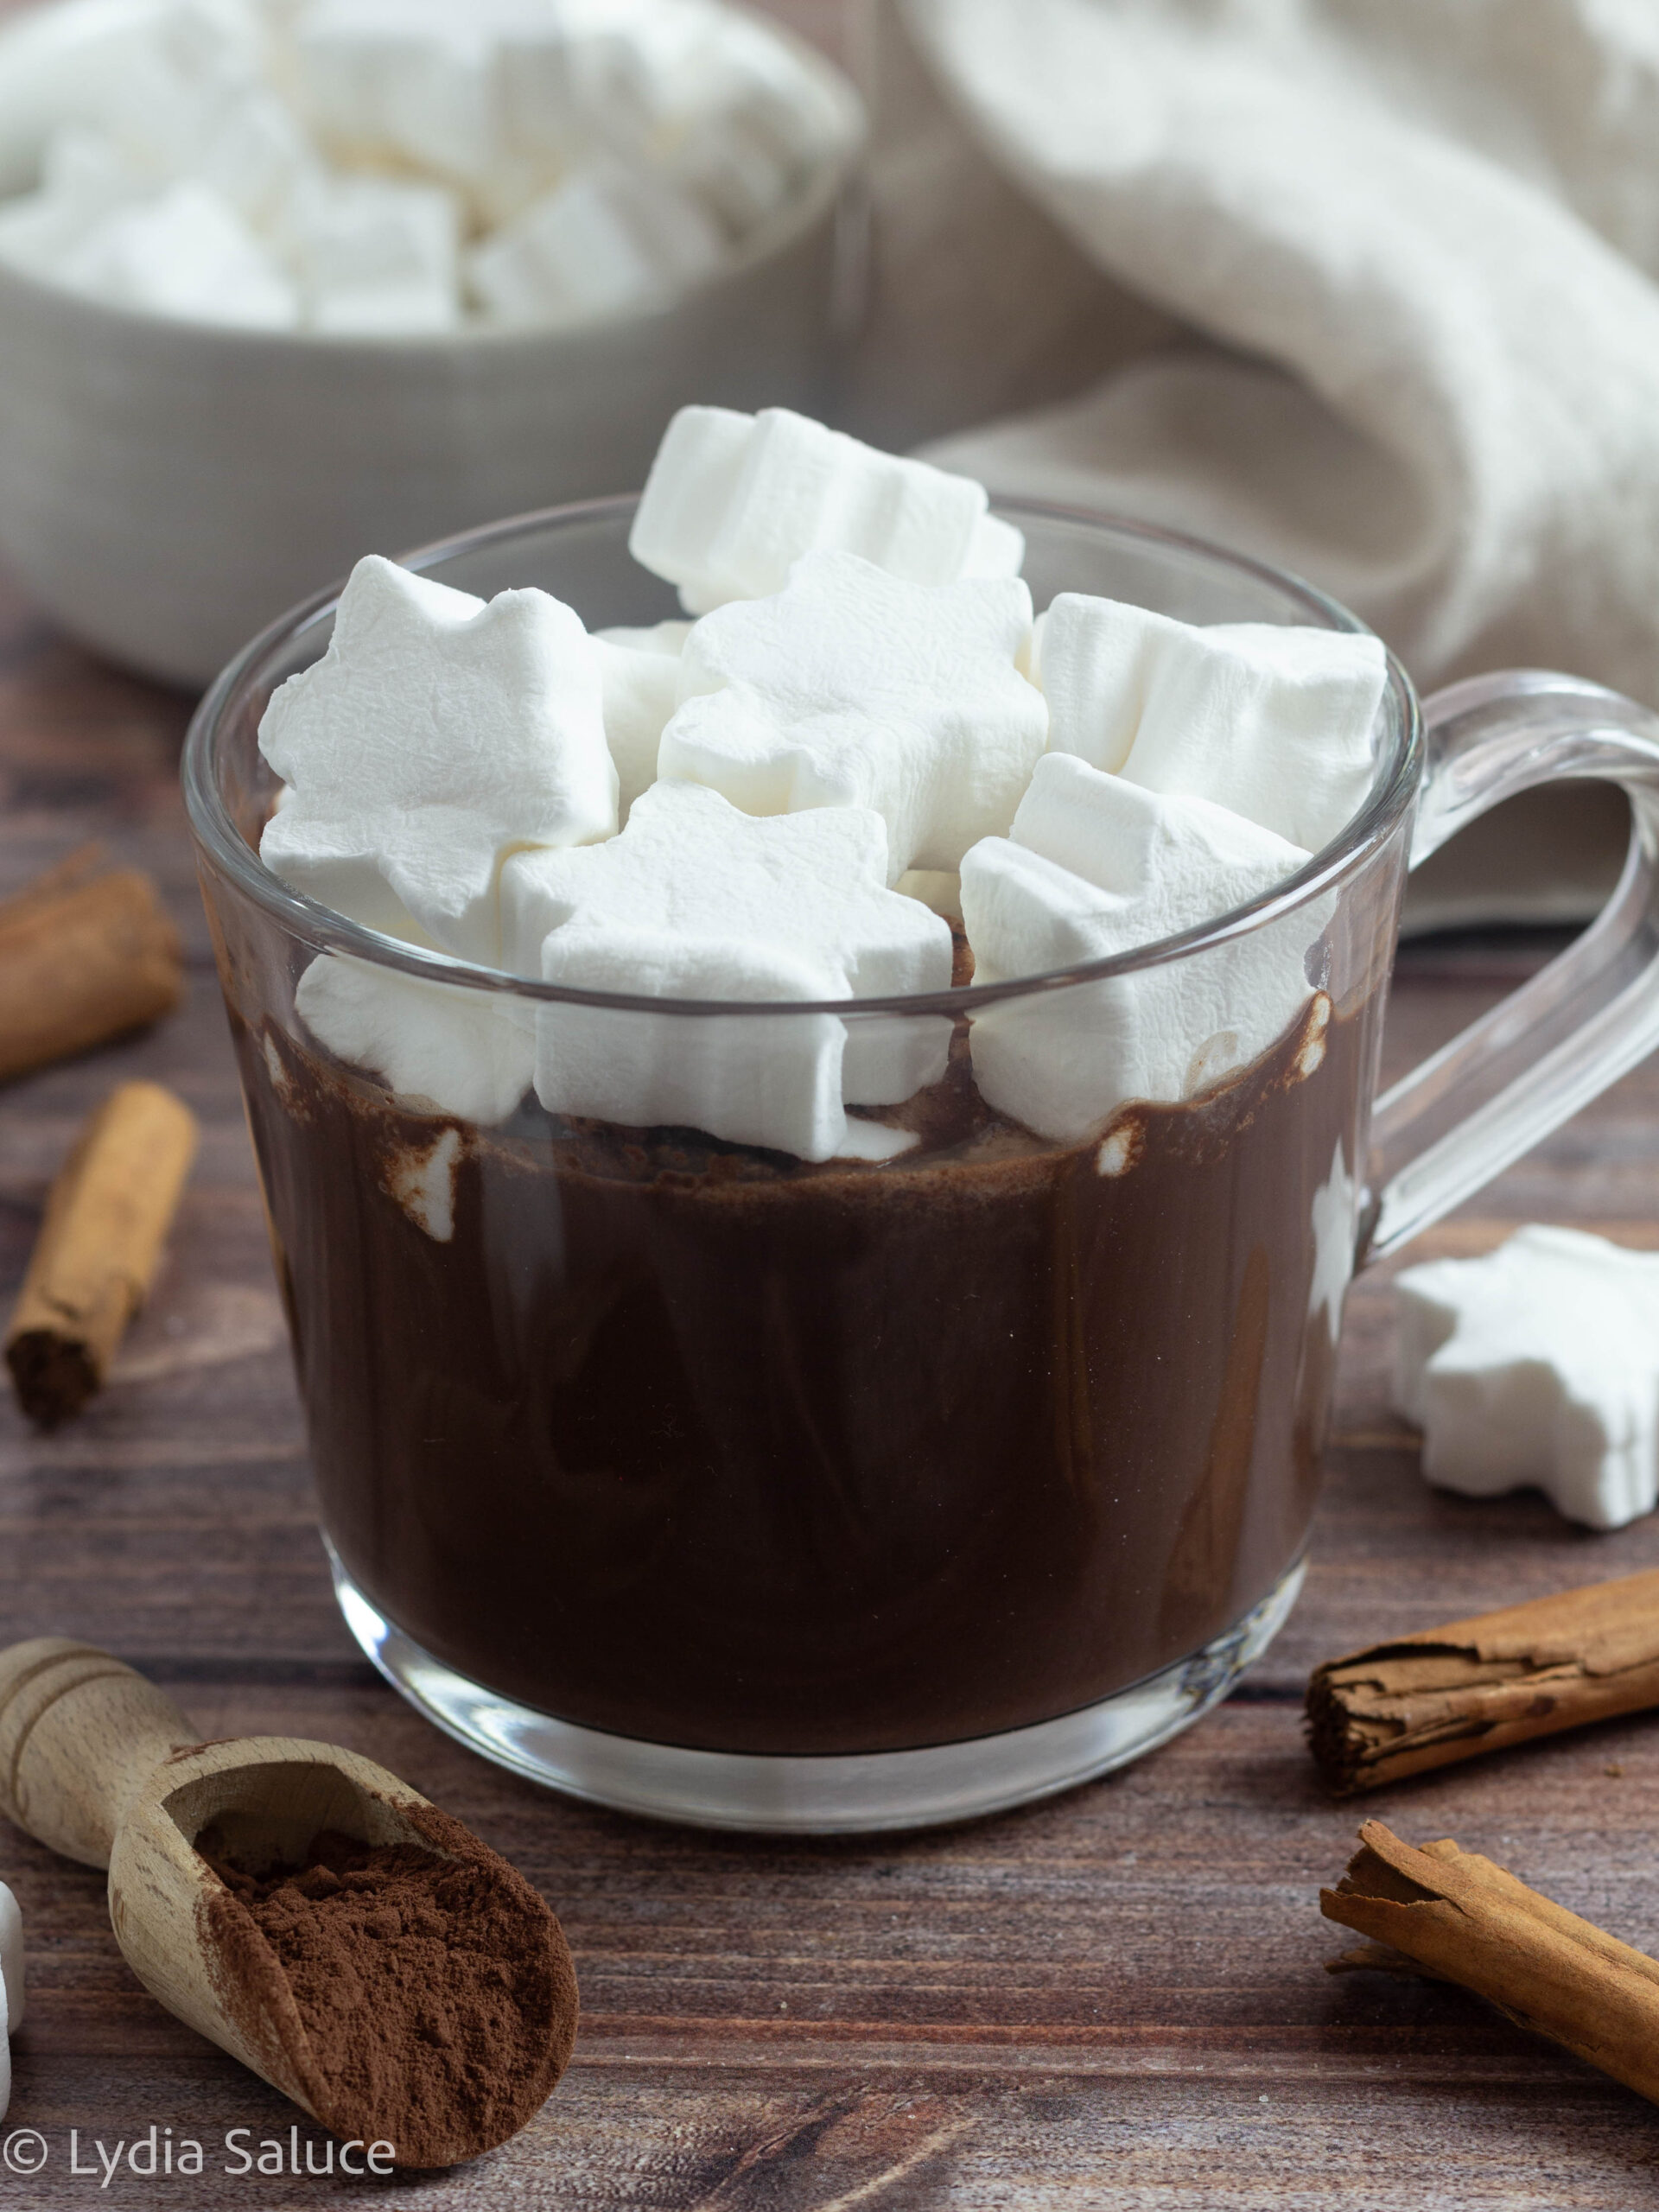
185, 499, 1659, 1832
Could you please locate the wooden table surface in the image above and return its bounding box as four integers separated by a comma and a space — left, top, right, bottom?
6, 10, 1659, 2201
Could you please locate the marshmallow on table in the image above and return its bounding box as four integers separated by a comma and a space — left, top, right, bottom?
630, 405, 1027, 615
1037, 594, 1387, 853
0, 1878, 21, 2121
467, 160, 727, 327
662, 550, 1046, 876
259, 554, 617, 963
960, 753, 1319, 1142
501, 779, 953, 1159
1394, 1225, 1659, 1531
296, 956, 535, 1127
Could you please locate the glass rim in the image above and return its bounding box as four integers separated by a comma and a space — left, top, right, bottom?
181, 493, 1425, 1021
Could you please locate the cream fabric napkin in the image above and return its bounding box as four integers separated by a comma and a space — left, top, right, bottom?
846, 0, 1659, 924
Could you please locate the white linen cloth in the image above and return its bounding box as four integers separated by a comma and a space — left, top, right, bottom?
843, 0, 1659, 920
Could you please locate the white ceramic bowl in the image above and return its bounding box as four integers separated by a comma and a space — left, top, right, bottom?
0, 0, 864, 686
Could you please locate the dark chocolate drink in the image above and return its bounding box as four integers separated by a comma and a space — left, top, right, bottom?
237, 976, 1376, 1757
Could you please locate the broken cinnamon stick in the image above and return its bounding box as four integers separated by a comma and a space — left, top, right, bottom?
1323, 1820, 1659, 2107
1306, 1569, 1659, 1794
0, 846, 183, 1084
5, 1081, 200, 1425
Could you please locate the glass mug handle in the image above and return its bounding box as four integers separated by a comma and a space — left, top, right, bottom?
1365, 669, 1659, 1261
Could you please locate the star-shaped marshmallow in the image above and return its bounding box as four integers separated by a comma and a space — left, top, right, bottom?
960, 753, 1322, 1141
501, 779, 953, 1160
296, 956, 535, 1128
629, 404, 1026, 614
1394, 1225, 1659, 1530
1036, 594, 1386, 854
658, 550, 1047, 879
260, 554, 617, 963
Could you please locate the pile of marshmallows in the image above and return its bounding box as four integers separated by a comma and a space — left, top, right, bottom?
0, 0, 837, 333
260, 404, 1387, 1163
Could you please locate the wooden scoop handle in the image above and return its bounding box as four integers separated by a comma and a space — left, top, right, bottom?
0, 1639, 198, 1870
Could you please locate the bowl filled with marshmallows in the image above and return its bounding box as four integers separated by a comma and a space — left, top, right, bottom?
0, 0, 862, 684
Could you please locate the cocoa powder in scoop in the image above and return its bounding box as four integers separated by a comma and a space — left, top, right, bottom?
200, 1806, 577, 2169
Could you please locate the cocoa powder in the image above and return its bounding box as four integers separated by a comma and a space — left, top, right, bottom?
199, 1805, 577, 2169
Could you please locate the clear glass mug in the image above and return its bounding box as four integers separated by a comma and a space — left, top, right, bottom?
182, 499, 1659, 1834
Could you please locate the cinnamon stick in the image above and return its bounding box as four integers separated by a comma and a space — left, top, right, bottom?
1306, 1569, 1659, 1794
5, 1082, 200, 1425
0, 846, 183, 1084
1323, 1820, 1659, 2107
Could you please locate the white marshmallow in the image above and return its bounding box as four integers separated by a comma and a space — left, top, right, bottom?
1394, 1225, 1659, 1531
283, 171, 461, 334
590, 632, 681, 823
0, 1877, 20, 2119
501, 779, 952, 1158
671, 118, 794, 236
494, 25, 582, 194
465, 160, 726, 327
566, 1, 741, 156
662, 550, 1046, 875
842, 1008, 952, 1107
584, 10, 810, 236
594, 620, 694, 657
0, 1, 257, 193
1038, 594, 1387, 854
20, 0, 264, 173
0, 126, 147, 276
630, 406, 1027, 616
190, 86, 320, 229
0, 1882, 20, 2038
960, 754, 1319, 1141
296, 955, 535, 1125
59, 179, 300, 328
288, 0, 505, 186
834, 1118, 921, 1162
384, 1124, 463, 1242
260, 555, 617, 963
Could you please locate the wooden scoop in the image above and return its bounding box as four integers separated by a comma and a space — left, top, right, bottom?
0, 1638, 577, 2166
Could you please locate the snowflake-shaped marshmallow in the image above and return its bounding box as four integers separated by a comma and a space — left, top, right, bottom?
658, 551, 1047, 879
1394, 1225, 1659, 1531
501, 779, 953, 1160
260, 554, 617, 963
